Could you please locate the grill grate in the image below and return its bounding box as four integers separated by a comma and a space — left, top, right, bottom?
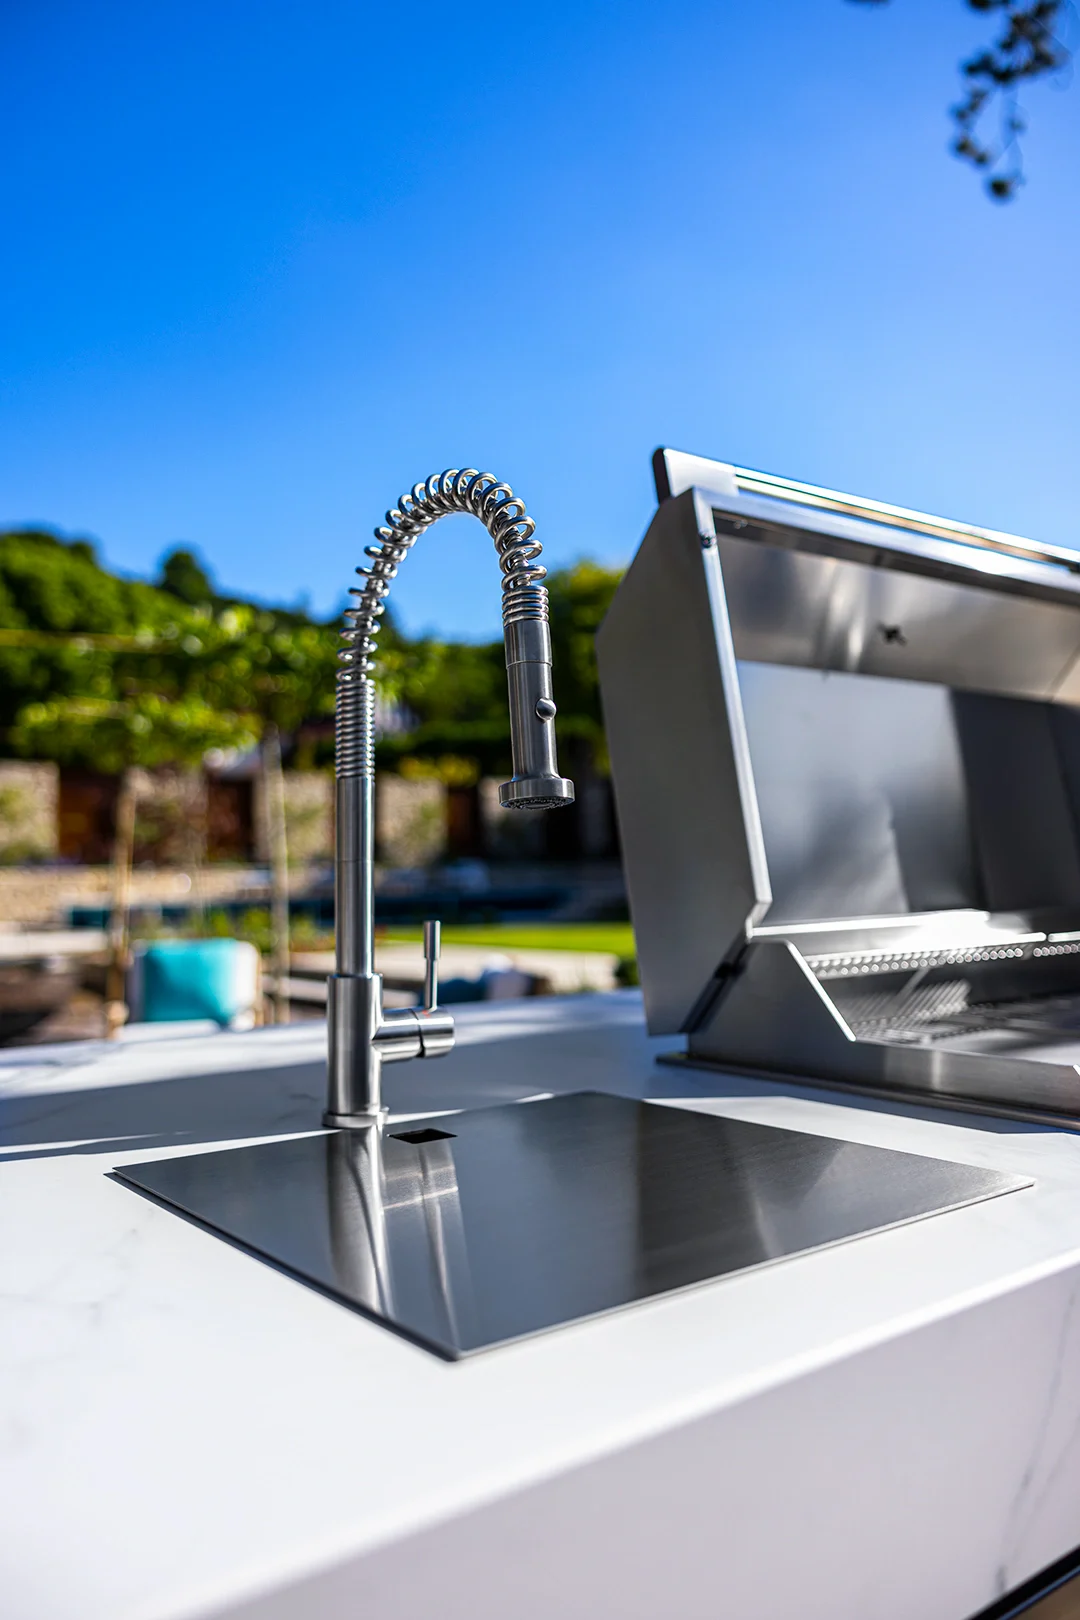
808, 942, 1047, 980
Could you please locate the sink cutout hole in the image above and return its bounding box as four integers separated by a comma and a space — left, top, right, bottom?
391, 1127, 457, 1145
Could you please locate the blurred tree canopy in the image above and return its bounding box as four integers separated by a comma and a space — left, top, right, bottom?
0, 529, 623, 779
158, 547, 214, 606
0, 531, 339, 770
12, 694, 258, 773
375, 559, 622, 776
847, 0, 1072, 199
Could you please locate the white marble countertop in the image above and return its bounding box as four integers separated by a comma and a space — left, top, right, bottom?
4, 991, 1080, 1620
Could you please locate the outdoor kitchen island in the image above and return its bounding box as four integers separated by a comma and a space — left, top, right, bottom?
3, 991, 1080, 1620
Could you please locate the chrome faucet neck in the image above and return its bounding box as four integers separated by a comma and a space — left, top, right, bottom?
325, 469, 574, 1128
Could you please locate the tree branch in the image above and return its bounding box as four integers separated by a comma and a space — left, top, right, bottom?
847, 0, 1073, 198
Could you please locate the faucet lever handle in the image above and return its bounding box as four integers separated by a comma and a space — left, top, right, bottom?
422, 919, 441, 1011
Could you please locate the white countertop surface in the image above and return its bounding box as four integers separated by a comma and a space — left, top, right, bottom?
4, 992, 1080, 1620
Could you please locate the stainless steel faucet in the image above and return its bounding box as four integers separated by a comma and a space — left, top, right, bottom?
325, 469, 575, 1127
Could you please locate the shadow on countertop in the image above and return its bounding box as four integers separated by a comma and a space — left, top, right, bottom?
0, 993, 684, 1162
1, 984, 1068, 1165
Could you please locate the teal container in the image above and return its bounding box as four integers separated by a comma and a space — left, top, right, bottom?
138, 940, 257, 1025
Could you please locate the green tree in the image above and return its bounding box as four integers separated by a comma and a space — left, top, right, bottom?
158, 547, 214, 605
547, 561, 623, 755
373, 560, 623, 776
0, 530, 183, 733
11, 693, 257, 774
0, 528, 624, 782
0, 529, 338, 769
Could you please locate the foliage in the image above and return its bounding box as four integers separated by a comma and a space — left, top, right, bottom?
380, 630, 506, 729
952, 1, 1071, 197
398, 754, 481, 787
195, 906, 277, 955
847, 0, 1073, 197
288, 914, 336, 950
375, 559, 622, 776
11, 694, 258, 773
614, 955, 640, 988
0, 529, 338, 770
0, 528, 623, 780
0, 530, 172, 731
158, 547, 214, 605
134, 906, 335, 955
547, 560, 623, 757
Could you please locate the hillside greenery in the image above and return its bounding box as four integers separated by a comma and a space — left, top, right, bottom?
0, 529, 621, 777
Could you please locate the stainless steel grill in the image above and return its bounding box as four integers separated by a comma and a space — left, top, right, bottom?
598, 447, 1080, 1124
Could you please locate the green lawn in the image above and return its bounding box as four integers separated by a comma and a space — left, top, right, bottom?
382, 921, 635, 955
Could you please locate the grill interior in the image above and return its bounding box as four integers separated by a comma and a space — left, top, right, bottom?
804, 934, 1080, 1056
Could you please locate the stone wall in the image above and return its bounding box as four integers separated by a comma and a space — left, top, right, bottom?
131, 768, 207, 866
0, 762, 58, 863
253, 770, 334, 865
376, 775, 447, 868
0, 865, 273, 927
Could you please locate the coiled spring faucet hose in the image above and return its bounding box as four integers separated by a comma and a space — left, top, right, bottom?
327, 468, 574, 1124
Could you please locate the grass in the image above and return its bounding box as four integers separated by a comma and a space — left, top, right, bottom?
132, 915, 637, 961
381, 921, 635, 955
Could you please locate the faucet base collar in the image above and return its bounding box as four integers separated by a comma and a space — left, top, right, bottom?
322, 1108, 388, 1130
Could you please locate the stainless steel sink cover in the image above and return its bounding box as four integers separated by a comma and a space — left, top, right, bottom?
116, 1093, 1027, 1357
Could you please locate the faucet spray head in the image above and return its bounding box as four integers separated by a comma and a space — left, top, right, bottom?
499, 613, 575, 810
501, 775, 576, 811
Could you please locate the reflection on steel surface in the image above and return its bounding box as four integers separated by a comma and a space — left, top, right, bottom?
115, 1093, 1028, 1358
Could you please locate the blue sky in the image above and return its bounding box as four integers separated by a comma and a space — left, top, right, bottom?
2, 0, 1077, 637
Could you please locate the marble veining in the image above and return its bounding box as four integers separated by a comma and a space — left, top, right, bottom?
995, 1272, 1080, 1597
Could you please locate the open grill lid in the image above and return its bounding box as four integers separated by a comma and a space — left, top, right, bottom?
598, 450, 1080, 1033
